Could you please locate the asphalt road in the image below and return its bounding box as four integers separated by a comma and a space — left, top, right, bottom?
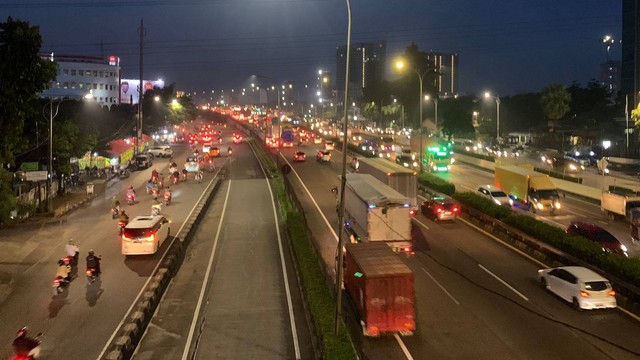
0, 134, 217, 359
275, 139, 640, 360
133, 128, 313, 359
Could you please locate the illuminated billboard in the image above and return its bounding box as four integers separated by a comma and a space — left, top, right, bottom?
120, 79, 165, 104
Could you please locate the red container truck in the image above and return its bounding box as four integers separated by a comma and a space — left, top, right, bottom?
344, 242, 416, 337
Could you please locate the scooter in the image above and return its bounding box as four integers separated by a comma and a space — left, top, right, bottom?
151, 187, 160, 202
52, 275, 69, 295
118, 219, 128, 235
12, 332, 42, 360
151, 203, 162, 216
126, 192, 135, 205
164, 192, 172, 206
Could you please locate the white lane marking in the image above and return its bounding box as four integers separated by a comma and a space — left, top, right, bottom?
412, 218, 430, 231
279, 152, 339, 242
478, 264, 529, 301
97, 174, 220, 360
181, 181, 232, 360
394, 333, 415, 360
264, 157, 302, 359
422, 268, 460, 305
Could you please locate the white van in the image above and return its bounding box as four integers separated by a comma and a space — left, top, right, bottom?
122, 215, 171, 255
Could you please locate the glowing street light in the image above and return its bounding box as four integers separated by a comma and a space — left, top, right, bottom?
484, 91, 501, 140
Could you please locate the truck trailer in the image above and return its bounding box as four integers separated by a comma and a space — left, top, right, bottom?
601, 192, 640, 220
356, 157, 418, 209
494, 165, 561, 213
339, 173, 414, 254
344, 242, 416, 337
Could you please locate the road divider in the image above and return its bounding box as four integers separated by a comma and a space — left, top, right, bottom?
102, 176, 222, 360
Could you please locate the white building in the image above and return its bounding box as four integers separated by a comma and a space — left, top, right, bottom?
40, 53, 121, 108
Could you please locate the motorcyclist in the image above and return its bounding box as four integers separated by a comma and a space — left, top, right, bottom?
151, 202, 162, 216
65, 239, 80, 265
86, 250, 101, 275
126, 185, 136, 201
118, 209, 130, 223
56, 259, 71, 282
12, 327, 40, 359
228, 146, 232, 155
172, 170, 180, 183
151, 169, 159, 182
164, 187, 172, 201
181, 168, 188, 180
145, 180, 153, 194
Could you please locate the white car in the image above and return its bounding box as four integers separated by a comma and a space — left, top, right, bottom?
477, 185, 510, 206
537, 266, 617, 310
148, 145, 173, 158
324, 140, 335, 151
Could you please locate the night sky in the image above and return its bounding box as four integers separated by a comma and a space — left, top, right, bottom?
2, 0, 622, 98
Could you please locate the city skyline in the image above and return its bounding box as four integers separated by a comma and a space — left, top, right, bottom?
2, 1, 622, 97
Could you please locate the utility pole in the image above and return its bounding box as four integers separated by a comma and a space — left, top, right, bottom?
137, 19, 145, 156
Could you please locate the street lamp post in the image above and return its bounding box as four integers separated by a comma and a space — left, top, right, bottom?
335, 0, 352, 336
425, 95, 439, 135
395, 59, 429, 173
484, 92, 501, 141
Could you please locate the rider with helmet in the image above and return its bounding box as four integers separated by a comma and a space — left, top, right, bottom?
228, 146, 232, 156
65, 239, 80, 265
86, 250, 101, 275
55, 259, 71, 282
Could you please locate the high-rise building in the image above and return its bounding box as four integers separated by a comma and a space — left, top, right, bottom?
601, 60, 621, 94
621, 0, 640, 104
39, 53, 121, 108
336, 41, 386, 100
425, 52, 459, 98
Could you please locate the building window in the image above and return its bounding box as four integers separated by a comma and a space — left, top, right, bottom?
93, 83, 97, 90
56, 82, 61, 89
79, 83, 84, 89
93, 71, 98, 77
63, 82, 69, 89
99, 97, 103, 102
71, 69, 77, 76
86, 83, 91, 89
99, 71, 103, 78
79, 70, 84, 76
63, 69, 69, 75
71, 82, 76, 89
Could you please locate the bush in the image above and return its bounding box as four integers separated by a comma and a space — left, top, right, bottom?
417, 173, 455, 196
452, 192, 512, 220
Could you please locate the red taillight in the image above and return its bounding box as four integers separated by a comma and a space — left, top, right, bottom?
405, 322, 416, 330
436, 207, 443, 213
85, 269, 93, 276
580, 290, 590, 298
144, 234, 156, 242
409, 209, 416, 217
367, 326, 379, 336
608, 290, 616, 296
53, 278, 60, 285
453, 206, 459, 213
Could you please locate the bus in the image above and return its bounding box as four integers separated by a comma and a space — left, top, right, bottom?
424, 140, 454, 172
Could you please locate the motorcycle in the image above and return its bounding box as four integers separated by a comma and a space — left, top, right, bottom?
228, 148, 232, 156
151, 204, 162, 216
195, 172, 202, 183
164, 192, 172, 206
172, 172, 180, 185
12, 332, 42, 360
151, 187, 160, 202
118, 219, 128, 235
52, 275, 69, 295
126, 192, 135, 205
85, 268, 99, 284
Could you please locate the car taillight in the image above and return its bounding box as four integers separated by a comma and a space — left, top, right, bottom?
436, 207, 443, 213
409, 209, 416, 217
405, 321, 416, 330
608, 290, 616, 296
580, 290, 590, 298
453, 206, 459, 213
122, 234, 132, 242
367, 325, 379, 336
145, 234, 156, 242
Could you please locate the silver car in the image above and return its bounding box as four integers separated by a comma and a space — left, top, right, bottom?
477, 185, 510, 206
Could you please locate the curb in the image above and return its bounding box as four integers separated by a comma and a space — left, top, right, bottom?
55, 195, 95, 218
101, 176, 223, 360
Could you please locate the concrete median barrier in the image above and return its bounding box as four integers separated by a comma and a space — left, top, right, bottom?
100, 177, 222, 360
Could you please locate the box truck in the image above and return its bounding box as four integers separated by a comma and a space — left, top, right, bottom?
357, 157, 418, 209
601, 192, 640, 220
338, 173, 414, 254
494, 165, 561, 213
344, 242, 416, 337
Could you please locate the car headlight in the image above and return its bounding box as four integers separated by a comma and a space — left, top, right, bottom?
621, 244, 628, 252
494, 199, 501, 205
508, 199, 514, 205
554, 202, 561, 209
413, 162, 418, 167
569, 164, 577, 171
537, 203, 544, 210
451, 158, 455, 164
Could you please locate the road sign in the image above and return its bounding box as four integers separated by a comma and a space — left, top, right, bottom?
25, 171, 48, 181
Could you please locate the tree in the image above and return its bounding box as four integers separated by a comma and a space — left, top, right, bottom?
440, 97, 475, 139
631, 103, 640, 127
540, 84, 571, 130
0, 17, 57, 166
362, 101, 380, 123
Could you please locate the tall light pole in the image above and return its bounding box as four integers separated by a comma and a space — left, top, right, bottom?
425, 95, 439, 136
484, 91, 501, 141
335, 0, 352, 336
251, 74, 281, 109
603, 35, 615, 63
395, 58, 429, 173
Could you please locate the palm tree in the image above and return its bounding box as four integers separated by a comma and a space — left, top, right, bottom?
540, 84, 571, 131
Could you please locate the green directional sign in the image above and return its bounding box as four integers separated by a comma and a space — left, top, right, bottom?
354, 272, 363, 278
19, 162, 40, 171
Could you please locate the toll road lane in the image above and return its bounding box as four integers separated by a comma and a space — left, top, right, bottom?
282, 144, 640, 359
133, 134, 312, 360
443, 163, 640, 257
